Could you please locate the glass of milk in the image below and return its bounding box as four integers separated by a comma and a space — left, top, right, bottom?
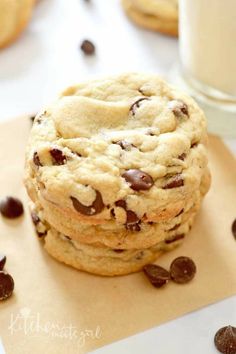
179, 0, 236, 106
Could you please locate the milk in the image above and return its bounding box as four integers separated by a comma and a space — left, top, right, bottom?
179, 0, 236, 99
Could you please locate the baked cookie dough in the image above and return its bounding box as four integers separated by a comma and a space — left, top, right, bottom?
25, 72, 211, 275
0, 0, 35, 48
122, 0, 178, 36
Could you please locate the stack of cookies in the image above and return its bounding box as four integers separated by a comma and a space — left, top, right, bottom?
122, 0, 178, 36
24, 73, 210, 276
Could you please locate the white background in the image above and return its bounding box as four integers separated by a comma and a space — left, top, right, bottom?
0, 1, 235, 353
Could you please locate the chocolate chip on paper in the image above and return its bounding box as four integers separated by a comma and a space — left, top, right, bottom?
170, 256, 196, 284
80, 39, 95, 55
0, 254, 6, 271
231, 219, 236, 240
143, 264, 170, 288
0, 196, 24, 219
214, 326, 236, 354
0, 271, 14, 301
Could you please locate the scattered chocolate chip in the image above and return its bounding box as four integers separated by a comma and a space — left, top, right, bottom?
130, 98, 148, 115
115, 140, 134, 151
0, 255, 6, 271
71, 190, 104, 216
0, 271, 14, 301
148, 221, 154, 225
170, 256, 196, 284
178, 153, 186, 161
163, 174, 184, 189
80, 39, 95, 55
115, 200, 127, 209
31, 212, 40, 226
214, 326, 236, 354
143, 264, 170, 288
64, 235, 72, 241
113, 249, 125, 253
0, 197, 24, 219
122, 169, 154, 191
110, 208, 115, 218
50, 148, 66, 165
165, 233, 185, 244
231, 219, 236, 240
168, 100, 189, 118
33, 152, 42, 167
126, 210, 141, 231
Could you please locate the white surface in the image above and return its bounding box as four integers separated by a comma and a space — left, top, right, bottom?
0, 1, 235, 353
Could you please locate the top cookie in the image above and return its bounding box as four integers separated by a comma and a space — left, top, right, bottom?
25, 73, 209, 241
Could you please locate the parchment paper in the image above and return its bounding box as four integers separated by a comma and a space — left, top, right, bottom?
0, 117, 235, 354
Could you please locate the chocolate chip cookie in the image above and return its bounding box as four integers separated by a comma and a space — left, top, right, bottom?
25, 72, 210, 275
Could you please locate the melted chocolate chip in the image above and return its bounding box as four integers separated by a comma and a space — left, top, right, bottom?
175, 209, 184, 217
0, 197, 24, 219
163, 174, 184, 189
0, 271, 14, 301
50, 148, 66, 165
80, 39, 95, 55
165, 233, 185, 244
126, 222, 141, 232
31, 212, 40, 226
110, 208, 115, 218
168, 100, 189, 118
36, 231, 46, 238
214, 326, 236, 354
122, 169, 154, 191
0, 254, 6, 271
178, 153, 186, 161
169, 223, 181, 231
231, 219, 236, 240
115, 200, 127, 209
71, 190, 104, 216
113, 249, 125, 253
115, 140, 134, 151
143, 264, 170, 288
170, 256, 196, 284
191, 142, 198, 148
130, 98, 148, 115
33, 152, 42, 167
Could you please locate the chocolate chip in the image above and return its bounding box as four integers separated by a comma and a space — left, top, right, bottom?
169, 223, 181, 231
37, 231, 46, 238
130, 98, 148, 115
30, 115, 35, 123
175, 209, 184, 217
170, 256, 196, 284
113, 249, 125, 253
110, 208, 115, 218
168, 100, 189, 117
191, 142, 198, 148
0, 197, 24, 219
165, 233, 185, 244
0, 255, 6, 271
71, 190, 104, 216
126, 210, 141, 231
31, 211, 40, 226
143, 264, 170, 288
80, 39, 95, 55
122, 169, 154, 191
0, 271, 14, 301
163, 174, 184, 189
50, 148, 66, 165
126, 222, 141, 232
115, 200, 127, 209
115, 140, 134, 151
178, 153, 186, 161
214, 326, 236, 354
33, 152, 42, 167
231, 219, 236, 240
